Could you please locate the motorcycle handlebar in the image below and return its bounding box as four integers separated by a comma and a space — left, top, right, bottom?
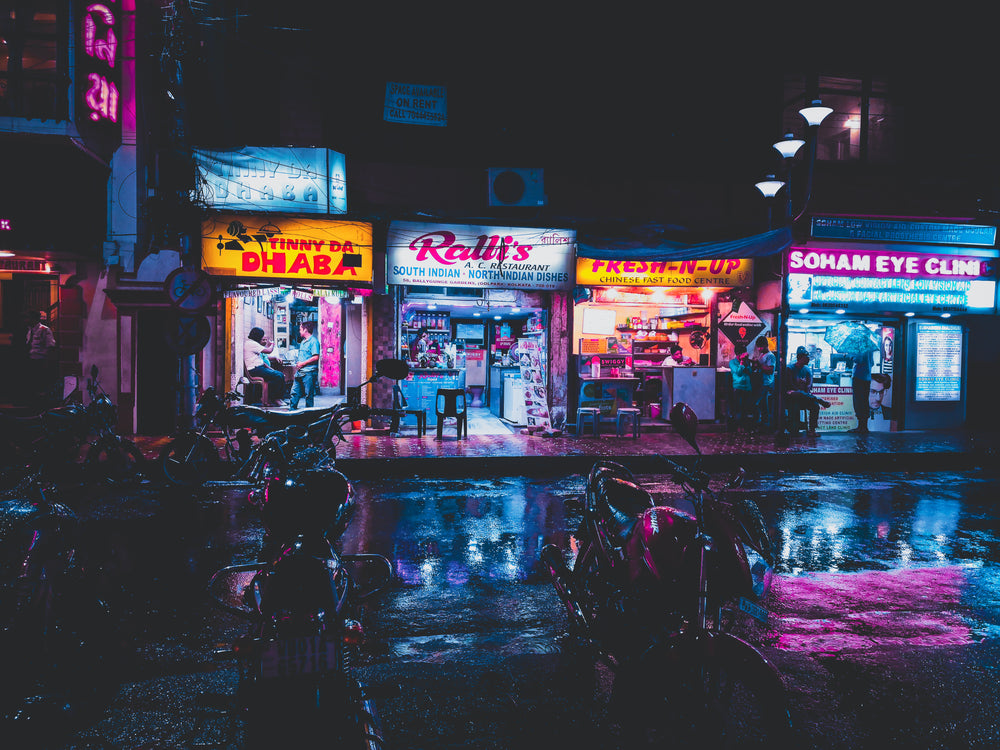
660, 455, 710, 491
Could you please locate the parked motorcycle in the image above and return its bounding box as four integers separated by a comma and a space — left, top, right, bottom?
0, 472, 123, 745
0, 365, 145, 487
158, 383, 338, 487
540, 401, 791, 746
206, 359, 409, 749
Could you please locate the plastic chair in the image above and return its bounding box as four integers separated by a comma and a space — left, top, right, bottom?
393, 384, 427, 437
616, 407, 641, 438
575, 406, 601, 437
435, 388, 468, 439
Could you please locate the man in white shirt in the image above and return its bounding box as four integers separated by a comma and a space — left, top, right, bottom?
25, 310, 57, 407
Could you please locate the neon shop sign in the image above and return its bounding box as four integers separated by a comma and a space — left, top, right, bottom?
788, 247, 998, 314
77, 1, 120, 125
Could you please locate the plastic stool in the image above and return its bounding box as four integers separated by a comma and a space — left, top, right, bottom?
575, 407, 601, 437
616, 407, 641, 438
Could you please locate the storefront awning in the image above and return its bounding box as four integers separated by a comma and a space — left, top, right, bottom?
577, 223, 792, 261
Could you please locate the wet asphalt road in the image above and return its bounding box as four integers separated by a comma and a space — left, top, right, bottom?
6, 467, 1000, 749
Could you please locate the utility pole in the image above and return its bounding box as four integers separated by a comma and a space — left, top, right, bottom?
159, 0, 201, 428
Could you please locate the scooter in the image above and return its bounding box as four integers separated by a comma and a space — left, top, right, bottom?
540, 402, 791, 746
206, 359, 409, 749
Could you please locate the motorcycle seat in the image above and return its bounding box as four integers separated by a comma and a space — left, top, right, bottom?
225, 405, 335, 430
595, 475, 654, 546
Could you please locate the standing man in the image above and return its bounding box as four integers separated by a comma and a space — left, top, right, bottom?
848, 349, 873, 434
289, 320, 320, 410
752, 336, 776, 431
26, 310, 58, 407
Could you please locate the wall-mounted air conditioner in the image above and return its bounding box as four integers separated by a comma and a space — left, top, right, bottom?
487, 168, 546, 207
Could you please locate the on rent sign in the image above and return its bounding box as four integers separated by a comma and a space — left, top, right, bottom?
384, 82, 447, 127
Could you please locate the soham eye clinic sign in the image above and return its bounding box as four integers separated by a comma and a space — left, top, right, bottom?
787, 246, 998, 314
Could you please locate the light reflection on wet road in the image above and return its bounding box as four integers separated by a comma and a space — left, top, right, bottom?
342, 470, 1000, 665
15, 467, 1000, 749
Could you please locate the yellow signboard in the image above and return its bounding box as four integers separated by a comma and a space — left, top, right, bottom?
576, 257, 753, 287
202, 214, 373, 284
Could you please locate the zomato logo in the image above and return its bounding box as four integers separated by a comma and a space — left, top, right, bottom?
410, 231, 532, 264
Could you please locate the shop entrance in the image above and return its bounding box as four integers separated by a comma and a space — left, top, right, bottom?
227, 285, 346, 411
397, 295, 547, 435
787, 317, 897, 432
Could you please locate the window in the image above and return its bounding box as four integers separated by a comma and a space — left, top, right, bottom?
0, 3, 68, 120
783, 74, 900, 164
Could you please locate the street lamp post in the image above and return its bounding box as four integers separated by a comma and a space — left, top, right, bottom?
757, 99, 832, 435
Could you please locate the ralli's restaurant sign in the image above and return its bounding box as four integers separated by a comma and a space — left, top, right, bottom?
201, 214, 373, 284
386, 221, 576, 291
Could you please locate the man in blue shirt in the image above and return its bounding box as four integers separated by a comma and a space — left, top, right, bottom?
289, 320, 321, 409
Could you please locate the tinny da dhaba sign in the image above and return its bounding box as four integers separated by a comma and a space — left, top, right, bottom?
201, 214, 373, 284
386, 221, 576, 290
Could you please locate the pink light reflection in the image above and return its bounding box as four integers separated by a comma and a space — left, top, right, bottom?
774, 565, 972, 654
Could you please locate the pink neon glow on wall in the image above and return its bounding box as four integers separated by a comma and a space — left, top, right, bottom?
319, 298, 342, 390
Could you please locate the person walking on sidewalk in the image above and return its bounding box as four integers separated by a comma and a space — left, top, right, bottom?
848, 349, 873, 434
289, 320, 320, 410
784, 346, 831, 437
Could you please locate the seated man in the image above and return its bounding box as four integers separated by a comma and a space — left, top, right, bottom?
784, 346, 831, 436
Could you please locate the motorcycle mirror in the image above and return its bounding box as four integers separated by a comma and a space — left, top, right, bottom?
374, 358, 410, 381
90, 364, 99, 380
669, 401, 701, 454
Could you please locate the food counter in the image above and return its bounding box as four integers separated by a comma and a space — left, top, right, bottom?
397, 368, 466, 429
577, 376, 640, 418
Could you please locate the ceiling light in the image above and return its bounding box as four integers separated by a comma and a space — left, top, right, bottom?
905, 312, 915, 317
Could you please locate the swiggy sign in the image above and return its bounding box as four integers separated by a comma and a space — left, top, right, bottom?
201, 214, 373, 284
576, 257, 752, 287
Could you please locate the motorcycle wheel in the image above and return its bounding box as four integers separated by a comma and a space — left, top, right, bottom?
160, 434, 219, 486
612, 631, 792, 748
84, 437, 146, 484
240, 675, 381, 750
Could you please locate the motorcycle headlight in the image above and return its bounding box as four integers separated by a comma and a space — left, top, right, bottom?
97, 395, 117, 424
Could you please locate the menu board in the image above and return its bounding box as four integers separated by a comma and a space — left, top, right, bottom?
517, 338, 552, 430
915, 324, 963, 401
